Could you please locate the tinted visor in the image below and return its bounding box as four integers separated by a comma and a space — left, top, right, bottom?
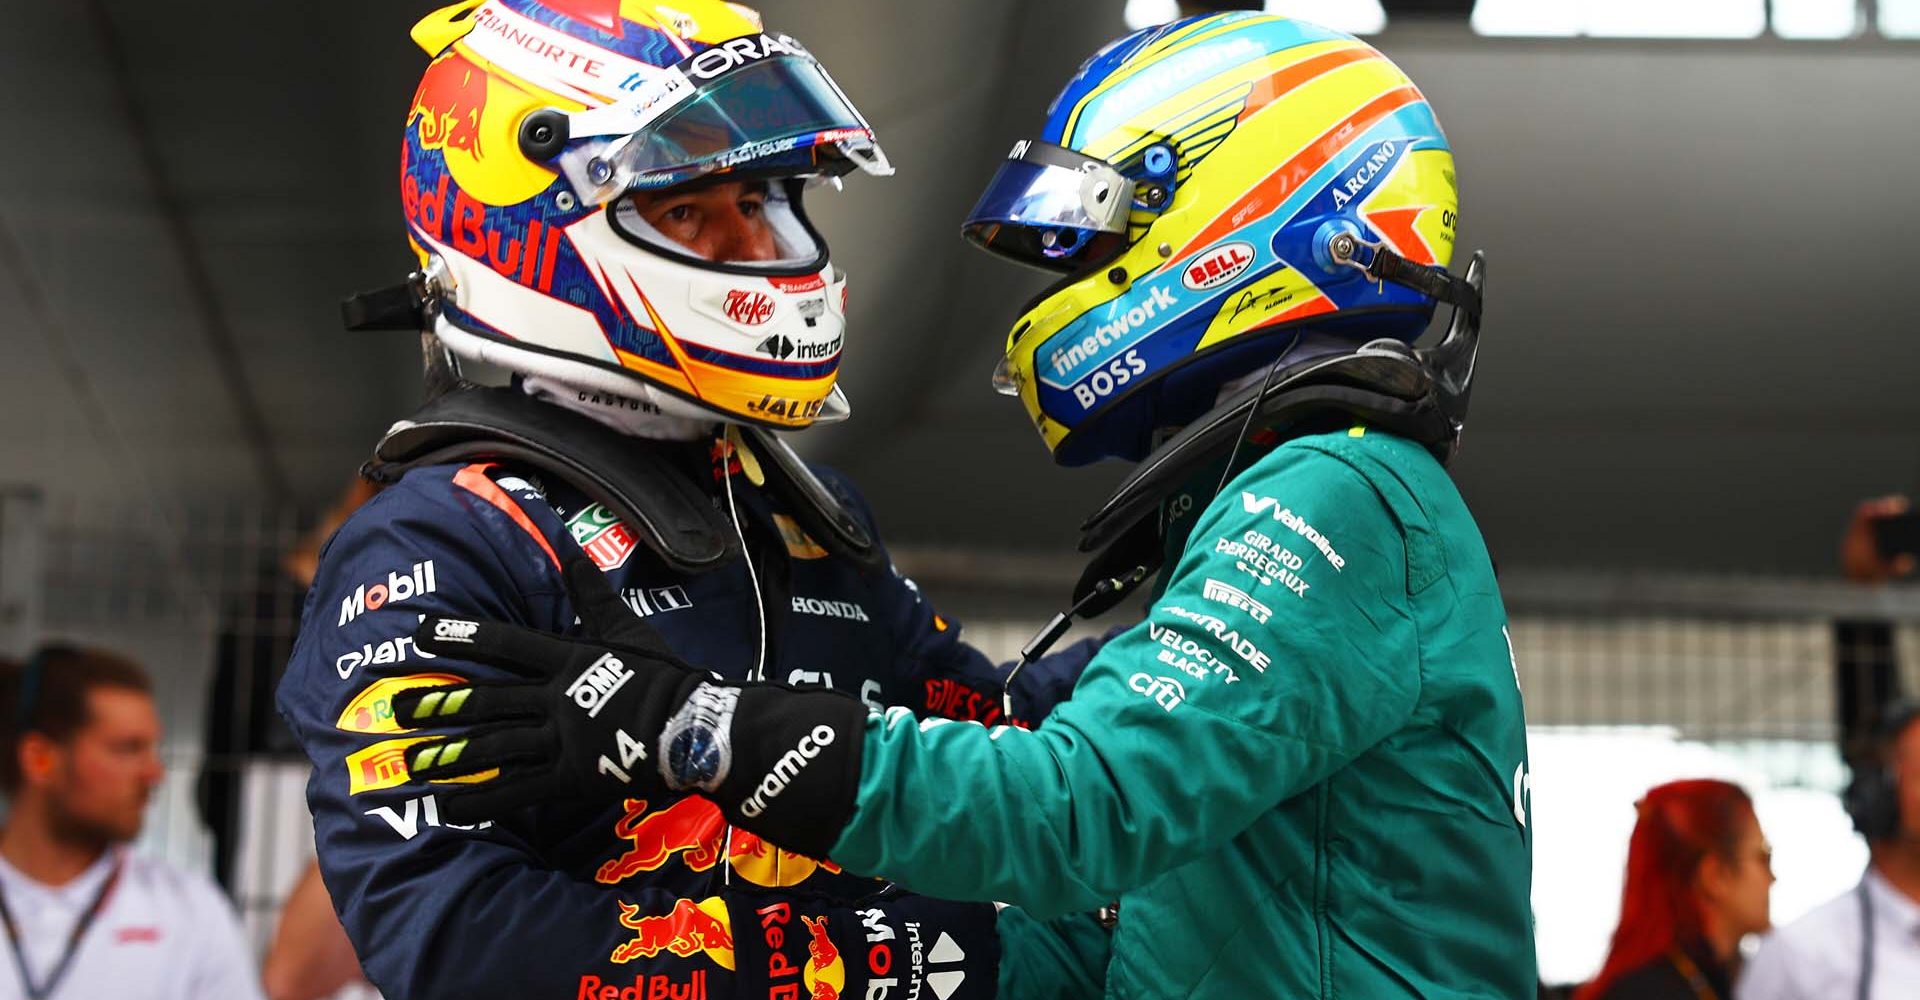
961, 140, 1134, 273
556, 35, 891, 205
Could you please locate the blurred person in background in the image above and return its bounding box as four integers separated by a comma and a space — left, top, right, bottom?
1577, 780, 1773, 1000
1842, 495, 1915, 586
1835, 495, 1913, 766
393, 11, 1534, 998
1740, 702, 1920, 999
0, 646, 264, 1000
278, 3, 1103, 999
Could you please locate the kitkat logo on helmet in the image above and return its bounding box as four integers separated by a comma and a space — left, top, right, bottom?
722, 289, 777, 325
1183, 241, 1255, 291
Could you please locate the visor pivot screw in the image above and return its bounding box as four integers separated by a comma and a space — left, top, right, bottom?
1040, 230, 1059, 249
1330, 232, 1356, 261
1143, 145, 1176, 176
1107, 266, 1128, 285
1142, 184, 1168, 208
556, 192, 577, 211
1157, 243, 1172, 259
587, 158, 614, 185
517, 109, 570, 161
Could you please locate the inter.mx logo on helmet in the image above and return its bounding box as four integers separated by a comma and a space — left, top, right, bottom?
338, 562, 438, 626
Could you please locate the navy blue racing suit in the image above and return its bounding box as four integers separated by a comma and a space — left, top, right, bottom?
277, 443, 1098, 1000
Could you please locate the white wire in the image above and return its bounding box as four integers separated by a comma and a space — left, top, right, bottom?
718, 432, 770, 888
721, 432, 768, 682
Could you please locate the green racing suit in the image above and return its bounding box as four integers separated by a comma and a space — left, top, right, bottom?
837, 425, 1536, 999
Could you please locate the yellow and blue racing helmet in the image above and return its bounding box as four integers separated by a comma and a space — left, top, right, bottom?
964, 12, 1476, 465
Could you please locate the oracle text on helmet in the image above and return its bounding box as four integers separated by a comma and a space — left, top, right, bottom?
685, 34, 801, 81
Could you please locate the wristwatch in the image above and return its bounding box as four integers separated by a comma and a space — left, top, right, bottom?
659, 682, 740, 792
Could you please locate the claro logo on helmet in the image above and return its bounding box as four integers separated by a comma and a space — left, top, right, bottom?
1183, 242, 1255, 291
338, 562, 438, 626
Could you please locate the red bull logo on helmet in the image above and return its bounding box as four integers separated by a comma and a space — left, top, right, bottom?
410, 52, 489, 157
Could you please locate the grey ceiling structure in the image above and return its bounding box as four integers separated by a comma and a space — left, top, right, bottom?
2, 1, 1916, 579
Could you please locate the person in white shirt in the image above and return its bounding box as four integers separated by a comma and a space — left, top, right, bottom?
0, 645, 265, 1000
1740, 701, 1920, 1000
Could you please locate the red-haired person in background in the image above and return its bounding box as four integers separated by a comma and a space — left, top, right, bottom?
1578, 780, 1776, 1000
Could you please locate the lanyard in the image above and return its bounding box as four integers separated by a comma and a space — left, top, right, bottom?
1666, 947, 1721, 1000
0, 856, 123, 1000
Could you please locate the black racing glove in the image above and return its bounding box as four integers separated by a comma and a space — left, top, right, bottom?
395, 551, 867, 858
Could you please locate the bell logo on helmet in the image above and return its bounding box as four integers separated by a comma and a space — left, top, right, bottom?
722, 289, 776, 326
1183, 242, 1255, 291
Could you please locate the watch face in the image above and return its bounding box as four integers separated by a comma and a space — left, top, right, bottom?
660, 682, 739, 792
667, 724, 727, 790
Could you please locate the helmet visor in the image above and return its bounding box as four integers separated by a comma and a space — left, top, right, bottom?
961, 140, 1134, 273
556, 34, 891, 205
